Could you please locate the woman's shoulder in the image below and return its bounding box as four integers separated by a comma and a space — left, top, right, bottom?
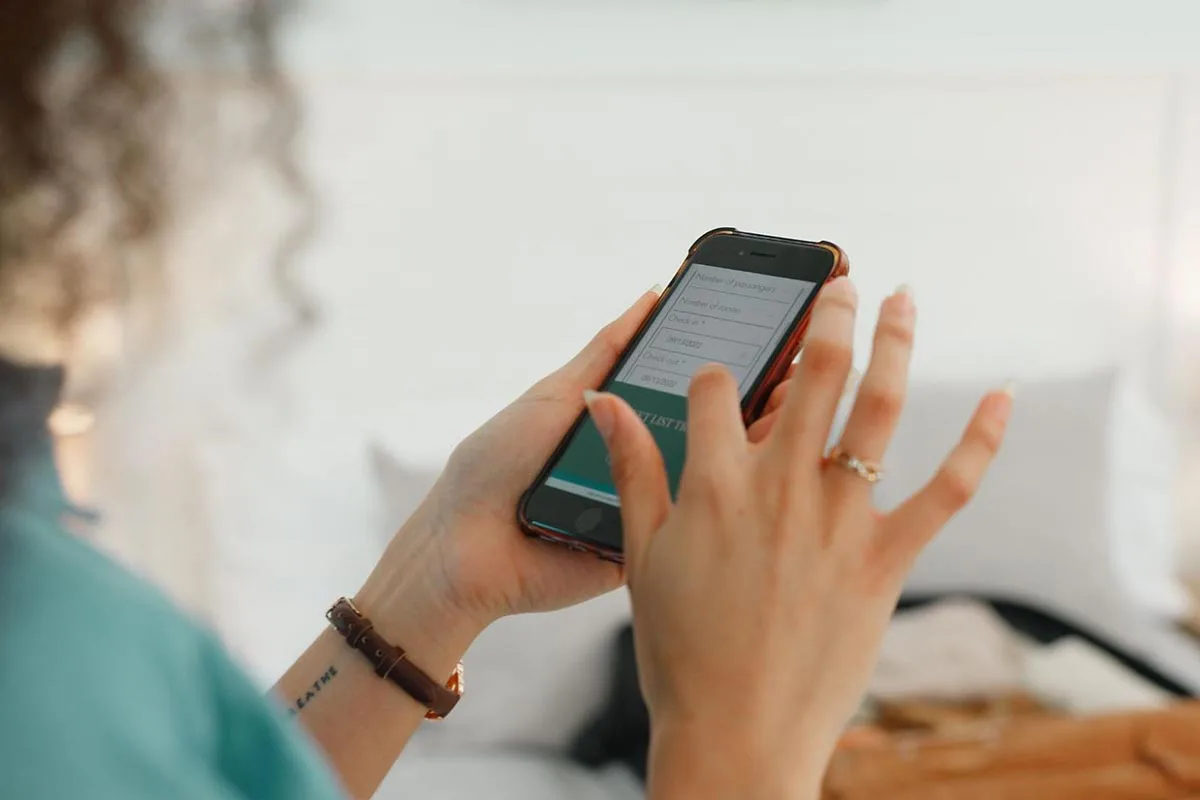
0, 509, 341, 799
2, 506, 211, 676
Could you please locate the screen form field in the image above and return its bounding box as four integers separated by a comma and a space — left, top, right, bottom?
613, 263, 817, 399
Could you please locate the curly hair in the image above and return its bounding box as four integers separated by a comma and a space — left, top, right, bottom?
0, 0, 313, 502
0, 0, 313, 342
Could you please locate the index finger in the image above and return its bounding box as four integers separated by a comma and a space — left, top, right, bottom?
685, 364, 747, 468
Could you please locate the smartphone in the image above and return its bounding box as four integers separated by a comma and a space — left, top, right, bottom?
518, 228, 850, 562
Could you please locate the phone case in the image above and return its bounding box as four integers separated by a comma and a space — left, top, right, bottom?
517, 228, 850, 564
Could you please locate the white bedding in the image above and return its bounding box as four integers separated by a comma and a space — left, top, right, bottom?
377, 754, 643, 800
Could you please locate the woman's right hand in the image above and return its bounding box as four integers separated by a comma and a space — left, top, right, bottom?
584, 277, 1013, 800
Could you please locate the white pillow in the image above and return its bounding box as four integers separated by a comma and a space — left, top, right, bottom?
1107, 374, 1190, 617
369, 444, 441, 546
875, 370, 1198, 685
370, 445, 633, 753
878, 371, 1112, 611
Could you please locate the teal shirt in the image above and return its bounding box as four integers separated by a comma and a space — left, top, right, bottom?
0, 447, 345, 799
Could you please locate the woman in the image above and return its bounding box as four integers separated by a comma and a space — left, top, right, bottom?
0, 3, 1013, 799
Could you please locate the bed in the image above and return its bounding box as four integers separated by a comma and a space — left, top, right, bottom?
371, 368, 1200, 799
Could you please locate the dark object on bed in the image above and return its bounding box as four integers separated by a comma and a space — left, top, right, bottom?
570, 595, 1195, 781
569, 625, 649, 779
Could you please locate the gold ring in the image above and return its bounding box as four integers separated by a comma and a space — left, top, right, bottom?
826, 446, 884, 484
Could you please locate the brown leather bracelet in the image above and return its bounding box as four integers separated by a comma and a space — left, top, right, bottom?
325, 597, 463, 720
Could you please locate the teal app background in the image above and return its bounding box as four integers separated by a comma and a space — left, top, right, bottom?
550, 383, 688, 499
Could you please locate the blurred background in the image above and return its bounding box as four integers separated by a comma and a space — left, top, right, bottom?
49, 0, 1200, 796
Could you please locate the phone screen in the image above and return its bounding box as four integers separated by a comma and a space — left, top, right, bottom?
522, 234, 837, 553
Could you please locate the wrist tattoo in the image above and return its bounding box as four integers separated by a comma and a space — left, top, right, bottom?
288, 665, 338, 716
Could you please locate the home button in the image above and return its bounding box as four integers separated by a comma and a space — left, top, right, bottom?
574, 508, 604, 535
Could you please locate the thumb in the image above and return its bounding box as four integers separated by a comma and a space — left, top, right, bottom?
583, 390, 671, 571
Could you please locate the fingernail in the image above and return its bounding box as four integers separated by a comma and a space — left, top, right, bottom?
1001, 380, 1017, 399
893, 284, 915, 313
649, 283, 664, 296
583, 390, 614, 441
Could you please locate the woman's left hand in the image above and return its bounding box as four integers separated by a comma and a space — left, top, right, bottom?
357, 286, 812, 641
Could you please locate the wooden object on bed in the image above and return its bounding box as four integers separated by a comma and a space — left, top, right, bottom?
824, 701, 1200, 799
874, 693, 1052, 735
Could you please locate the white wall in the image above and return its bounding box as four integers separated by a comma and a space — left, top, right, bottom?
300, 73, 1174, 461
288, 0, 1200, 76
1173, 80, 1200, 374
94, 1, 1200, 683
1172, 78, 1200, 569
279, 1, 1200, 468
